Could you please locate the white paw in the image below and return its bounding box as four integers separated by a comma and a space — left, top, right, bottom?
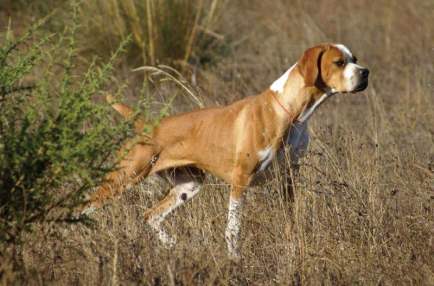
225, 234, 241, 262
148, 221, 176, 248
227, 247, 241, 263
157, 229, 176, 248
81, 205, 96, 216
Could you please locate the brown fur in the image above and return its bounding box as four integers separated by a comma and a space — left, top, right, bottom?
83, 43, 368, 259
86, 43, 359, 206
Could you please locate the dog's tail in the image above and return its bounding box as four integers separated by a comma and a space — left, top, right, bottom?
106, 95, 146, 134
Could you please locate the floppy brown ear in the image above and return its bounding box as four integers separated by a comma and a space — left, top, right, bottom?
298, 45, 328, 87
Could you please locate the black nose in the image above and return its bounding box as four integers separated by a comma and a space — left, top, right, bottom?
360, 68, 369, 78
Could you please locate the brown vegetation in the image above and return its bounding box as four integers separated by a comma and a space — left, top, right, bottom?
1, 0, 433, 284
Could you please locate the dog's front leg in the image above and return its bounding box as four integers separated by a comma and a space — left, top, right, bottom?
225, 191, 244, 261
225, 171, 250, 262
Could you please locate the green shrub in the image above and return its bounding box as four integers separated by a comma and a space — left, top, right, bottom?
0, 5, 134, 248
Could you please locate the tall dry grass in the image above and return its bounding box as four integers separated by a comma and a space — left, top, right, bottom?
1, 0, 433, 285
80, 0, 226, 67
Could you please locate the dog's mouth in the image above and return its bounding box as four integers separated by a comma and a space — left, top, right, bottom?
352, 79, 368, 93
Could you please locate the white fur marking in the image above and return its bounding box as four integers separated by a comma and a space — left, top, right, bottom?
175, 182, 198, 203
343, 63, 363, 91
343, 63, 356, 79
149, 182, 199, 224
225, 197, 242, 260
334, 44, 353, 58
147, 181, 200, 247
257, 146, 274, 171
270, 64, 296, 93
297, 93, 329, 122
81, 206, 96, 216
149, 221, 176, 248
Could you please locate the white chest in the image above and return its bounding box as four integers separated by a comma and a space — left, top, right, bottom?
257, 146, 275, 171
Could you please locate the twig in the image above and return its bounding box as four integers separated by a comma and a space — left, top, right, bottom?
133, 65, 204, 108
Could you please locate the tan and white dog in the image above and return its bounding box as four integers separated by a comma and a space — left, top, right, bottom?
83, 43, 369, 260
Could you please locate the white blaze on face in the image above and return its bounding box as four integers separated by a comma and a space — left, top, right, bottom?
343, 62, 364, 91
270, 64, 297, 94
334, 43, 362, 92
335, 43, 353, 59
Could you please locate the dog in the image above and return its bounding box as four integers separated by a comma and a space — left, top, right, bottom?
83, 43, 369, 261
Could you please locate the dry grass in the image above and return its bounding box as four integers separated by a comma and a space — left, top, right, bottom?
79, 0, 225, 67
2, 0, 434, 284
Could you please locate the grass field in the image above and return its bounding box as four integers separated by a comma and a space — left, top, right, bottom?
1, 0, 433, 285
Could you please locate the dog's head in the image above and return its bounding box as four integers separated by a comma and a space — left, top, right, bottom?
298, 43, 369, 93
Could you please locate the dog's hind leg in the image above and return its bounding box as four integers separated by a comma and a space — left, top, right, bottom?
144, 170, 202, 247
81, 142, 159, 214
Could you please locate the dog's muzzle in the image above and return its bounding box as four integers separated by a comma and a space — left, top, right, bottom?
353, 68, 369, 92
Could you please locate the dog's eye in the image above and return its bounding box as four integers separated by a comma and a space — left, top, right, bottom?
334, 59, 345, 67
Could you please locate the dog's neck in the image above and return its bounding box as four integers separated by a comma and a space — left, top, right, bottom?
269, 63, 332, 124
